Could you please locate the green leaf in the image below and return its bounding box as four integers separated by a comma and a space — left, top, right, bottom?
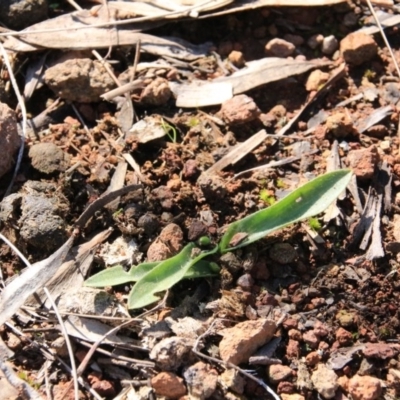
85, 261, 160, 287
85, 259, 218, 288
130, 259, 218, 281
219, 169, 352, 253
128, 243, 218, 309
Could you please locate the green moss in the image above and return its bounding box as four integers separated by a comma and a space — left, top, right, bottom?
308, 217, 322, 231
259, 189, 276, 206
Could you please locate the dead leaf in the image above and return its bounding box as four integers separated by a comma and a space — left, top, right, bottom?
201, 129, 268, 176
201, 0, 392, 17
172, 58, 330, 107
3, 6, 211, 60
27, 230, 112, 308
327, 345, 366, 370
0, 237, 73, 327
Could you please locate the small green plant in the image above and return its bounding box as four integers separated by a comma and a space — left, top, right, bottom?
161, 119, 178, 143
275, 178, 286, 189
308, 217, 322, 231
18, 371, 41, 390
112, 208, 124, 218
186, 117, 200, 128
86, 169, 352, 309
363, 69, 376, 80
259, 189, 276, 206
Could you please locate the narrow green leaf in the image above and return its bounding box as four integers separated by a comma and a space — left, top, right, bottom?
85, 265, 135, 287
85, 259, 217, 287
128, 243, 218, 309
219, 169, 352, 252
128, 261, 161, 281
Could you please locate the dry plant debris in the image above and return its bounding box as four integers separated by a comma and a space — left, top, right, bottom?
1, 0, 400, 399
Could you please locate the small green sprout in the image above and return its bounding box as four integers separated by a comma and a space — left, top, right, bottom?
86, 169, 352, 309
161, 119, 178, 143
112, 208, 124, 218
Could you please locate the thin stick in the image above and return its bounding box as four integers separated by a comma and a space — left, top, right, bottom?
70, 103, 93, 140
44, 367, 52, 400
0, 233, 79, 400
59, 291, 168, 398
4, 322, 103, 400
130, 40, 141, 83
43, 288, 79, 400
0, 233, 30, 266
365, 0, 400, 78
0, 43, 27, 197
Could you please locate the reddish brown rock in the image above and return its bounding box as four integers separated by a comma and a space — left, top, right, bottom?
347, 145, 379, 180
286, 339, 300, 359
0, 103, 20, 178
152, 185, 174, 209
268, 364, 293, 384
313, 320, 330, 337
277, 381, 295, 394
305, 351, 322, 366
183, 159, 199, 179
303, 330, 320, 349
288, 329, 302, 341
348, 375, 381, 400
336, 327, 353, 346
340, 32, 378, 66
91, 380, 116, 397
363, 342, 397, 359
147, 223, 184, 261
325, 112, 357, 138
219, 319, 276, 365
151, 372, 186, 399
184, 362, 218, 399
220, 94, 261, 125
283, 318, 298, 330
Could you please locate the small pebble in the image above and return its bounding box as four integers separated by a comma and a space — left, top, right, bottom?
237, 273, 254, 290
308, 34, 324, 50
322, 35, 339, 55
228, 50, 245, 67
380, 140, 391, 151
265, 38, 295, 57
283, 34, 304, 46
